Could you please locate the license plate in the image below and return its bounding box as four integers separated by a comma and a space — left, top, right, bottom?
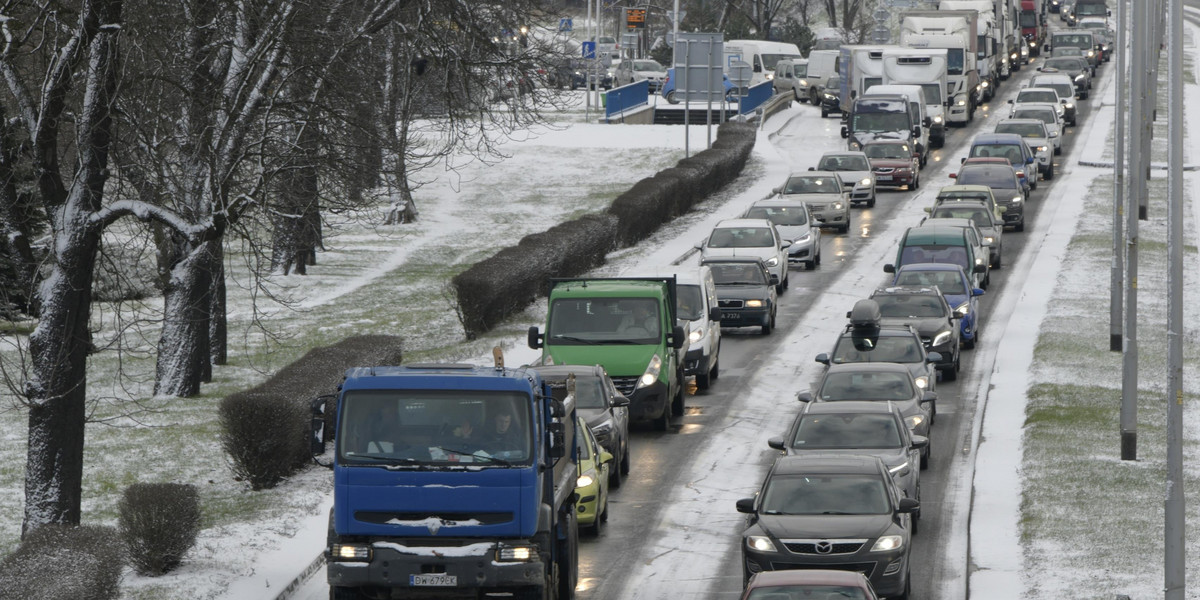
411, 574, 457, 586
722, 312, 739, 320
876, 175, 893, 181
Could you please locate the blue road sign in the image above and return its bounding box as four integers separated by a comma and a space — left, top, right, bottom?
559, 17, 573, 32
582, 41, 596, 58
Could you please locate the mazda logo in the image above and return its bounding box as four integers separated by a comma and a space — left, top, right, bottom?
815, 541, 833, 554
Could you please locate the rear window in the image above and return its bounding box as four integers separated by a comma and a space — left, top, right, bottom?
996, 122, 1045, 137
968, 144, 1025, 166
957, 166, 1018, 187
1017, 90, 1059, 103
746, 205, 810, 226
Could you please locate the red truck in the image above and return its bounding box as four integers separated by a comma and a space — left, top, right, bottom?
1019, 0, 1045, 57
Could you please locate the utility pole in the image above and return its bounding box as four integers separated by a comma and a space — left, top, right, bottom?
1164, 0, 1185, 592
1121, 0, 1143, 461
1109, 0, 1126, 353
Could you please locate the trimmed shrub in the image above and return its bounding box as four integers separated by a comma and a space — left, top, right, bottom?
220, 335, 404, 489
118, 483, 202, 576
0, 524, 123, 600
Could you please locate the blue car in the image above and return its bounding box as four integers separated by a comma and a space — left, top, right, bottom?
890, 262, 985, 349
661, 67, 735, 104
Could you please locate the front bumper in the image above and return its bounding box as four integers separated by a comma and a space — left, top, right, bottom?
872, 170, 915, 188
849, 185, 874, 204
787, 238, 818, 264
743, 545, 910, 596
328, 541, 548, 591
716, 303, 772, 328
999, 202, 1024, 226
683, 346, 714, 376
612, 378, 670, 421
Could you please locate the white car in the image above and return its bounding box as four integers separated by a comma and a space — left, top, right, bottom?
1027, 72, 1078, 126
613, 58, 668, 91
772, 171, 852, 233
1076, 17, 1114, 60
743, 199, 823, 269
699, 218, 792, 293
995, 118, 1055, 179
1009, 103, 1065, 157
815, 151, 876, 207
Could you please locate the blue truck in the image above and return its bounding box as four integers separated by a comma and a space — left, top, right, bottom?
314, 352, 579, 599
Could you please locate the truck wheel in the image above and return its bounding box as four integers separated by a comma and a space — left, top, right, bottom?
557, 513, 578, 600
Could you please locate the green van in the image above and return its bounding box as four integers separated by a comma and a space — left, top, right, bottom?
528, 278, 687, 431
883, 225, 988, 290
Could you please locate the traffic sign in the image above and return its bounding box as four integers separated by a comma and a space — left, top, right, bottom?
581, 41, 596, 58
626, 8, 646, 29
559, 17, 573, 32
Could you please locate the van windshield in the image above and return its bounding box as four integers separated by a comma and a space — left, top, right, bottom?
762, 53, 803, 70
676, 285, 704, 321
851, 112, 911, 133
548, 298, 661, 343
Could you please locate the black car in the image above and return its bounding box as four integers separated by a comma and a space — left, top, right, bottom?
700, 257, 778, 335
550, 57, 612, 90
736, 455, 919, 597
868, 287, 960, 380
820, 74, 842, 118
800, 361, 936, 447
531, 364, 630, 488
768, 400, 927, 502
816, 299, 941, 392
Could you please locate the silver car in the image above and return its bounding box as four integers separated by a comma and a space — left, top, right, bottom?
995, 118, 1055, 179
700, 218, 792, 293
816, 151, 876, 207
744, 199, 823, 269
926, 199, 1005, 268
772, 171, 852, 234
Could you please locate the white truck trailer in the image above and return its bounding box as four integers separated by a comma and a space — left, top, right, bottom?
882, 47, 949, 148
900, 10, 980, 125
938, 0, 1006, 97
837, 44, 901, 115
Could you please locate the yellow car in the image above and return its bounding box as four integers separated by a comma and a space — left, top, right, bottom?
574, 416, 613, 535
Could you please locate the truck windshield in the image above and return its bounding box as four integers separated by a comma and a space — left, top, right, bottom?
338, 390, 533, 467
852, 112, 911, 133
1019, 11, 1038, 27
548, 297, 661, 343
946, 49, 964, 75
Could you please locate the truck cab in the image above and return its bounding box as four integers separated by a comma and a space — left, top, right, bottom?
862, 84, 932, 166
842, 95, 918, 159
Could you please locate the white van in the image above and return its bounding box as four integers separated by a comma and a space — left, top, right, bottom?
805, 50, 841, 103
863, 84, 932, 166
772, 59, 811, 102
628, 265, 722, 390
723, 40, 803, 87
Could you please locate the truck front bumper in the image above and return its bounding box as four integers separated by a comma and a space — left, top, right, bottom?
328, 541, 548, 593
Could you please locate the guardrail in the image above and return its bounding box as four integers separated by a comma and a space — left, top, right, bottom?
605, 80, 650, 120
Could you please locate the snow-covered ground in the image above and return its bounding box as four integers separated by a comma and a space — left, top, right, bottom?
2, 17, 1198, 600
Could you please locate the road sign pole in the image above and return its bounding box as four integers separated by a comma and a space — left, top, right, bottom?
1164, 0, 1185, 592
1121, 0, 1143, 461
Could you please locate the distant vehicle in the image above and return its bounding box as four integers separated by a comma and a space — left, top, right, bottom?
744, 199, 823, 269
699, 218, 792, 293
573, 415, 612, 535
1009, 104, 1065, 156
1009, 87, 1066, 123
1041, 55, 1093, 95
741, 569, 880, 600
772, 171, 852, 233
819, 74, 843, 117
1027, 72, 1079, 124
918, 217, 990, 283
613, 58, 667, 91
951, 161, 1029, 230
805, 49, 841, 102
863, 139, 921, 191
1076, 17, 1113, 59
736, 454, 919, 596
800, 361, 937, 439
723, 39, 803, 86
815, 151, 877, 207
925, 198, 1005, 268
935, 183, 1005, 222
816, 298, 940, 392
870, 285, 963, 379
701, 257, 779, 335
963, 132, 1039, 191
772, 58, 811, 102
995, 118, 1055, 179
629, 265, 723, 390
886, 220, 989, 290
1046, 30, 1099, 69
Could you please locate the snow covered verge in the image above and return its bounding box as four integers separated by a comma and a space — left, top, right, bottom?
971, 21, 1200, 599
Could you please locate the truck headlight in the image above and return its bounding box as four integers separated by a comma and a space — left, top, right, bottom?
747, 536, 777, 552
1030, 40, 1037, 48
330, 544, 372, 562
637, 354, 663, 389
497, 544, 537, 562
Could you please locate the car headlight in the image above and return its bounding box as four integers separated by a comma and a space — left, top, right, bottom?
897, 167, 912, 173
747, 536, 777, 552
849, 141, 862, 150
1075, 73, 1086, 82
872, 535, 905, 552
794, 232, 812, 244
984, 235, 995, 245
888, 460, 912, 475
1064, 101, 1074, 109
914, 375, 930, 389
637, 354, 663, 389
823, 93, 836, 100
933, 115, 943, 124
932, 331, 952, 347
766, 72, 774, 80
1011, 52, 1019, 60
765, 256, 779, 267
832, 202, 844, 210
745, 299, 764, 308
860, 177, 872, 187
905, 414, 926, 429
954, 301, 970, 317
1029, 40, 1037, 48
981, 80, 989, 89
1036, 146, 1048, 153
1012, 195, 1023, 204
799, 79, 808, 86
688, 327, 704, 343
1049, 131, 1059, 138
576, 472, 595, 488
1087, 50, 1095, 57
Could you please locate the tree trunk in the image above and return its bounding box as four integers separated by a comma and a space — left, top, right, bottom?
209, 244, 226, 367
155, 240, 216, 397
270, 123, 321, 275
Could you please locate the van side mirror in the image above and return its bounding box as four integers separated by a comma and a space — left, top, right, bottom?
528, 326, 544, 349
709, 306, 722, 322
671, 325, 686, 349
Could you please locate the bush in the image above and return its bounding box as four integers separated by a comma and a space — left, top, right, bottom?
118, 483, 202, 576
219, 335, 404, 489
0, 524, 123, 600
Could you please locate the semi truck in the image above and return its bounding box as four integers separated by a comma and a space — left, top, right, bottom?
529, 277, 687, 431
837, 44, 898, 115
938, 0, 1009, 95
882, 47, 949, 148
318, 353, 580, 600
1020, 0, 1046, 56
900, 10, 980, 126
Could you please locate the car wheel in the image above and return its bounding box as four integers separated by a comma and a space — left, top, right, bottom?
620, 437, 631, 475
762, 311, 774, 335
1055, 145, 1062, 155
944, 363, 958, 382
894, 572, 912, 600
964, 330, 976, 350
821, 107, 829, 118
993, 252, 1002, 270
696, 367, 712, 390
671, 378, 685, 417
1015, 220, 1025, 232
911, 173, 920, 190
815, 246, 822, 265
911, 509, 919, 536
1046, 161, 1055, 180
794, 89, 803, 103
608, 456, 623, 489
665, 90, 679, 104
920, 445, 930, 470
868, 195, 876, 208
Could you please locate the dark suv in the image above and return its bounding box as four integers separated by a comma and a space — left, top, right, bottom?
532, 364, 631, 487
736, 455, 918, 597
816, 299, 941, 392
869, 287, 961, 381
701, 257, 778, 335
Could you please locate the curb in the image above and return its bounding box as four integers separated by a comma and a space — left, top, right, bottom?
272, 553, 325, 600
1078, 160, 1200, 170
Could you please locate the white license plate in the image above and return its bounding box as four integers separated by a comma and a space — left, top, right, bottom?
722, 312, 740, 320
411, 574, 457, 586
876, 175, 893, 181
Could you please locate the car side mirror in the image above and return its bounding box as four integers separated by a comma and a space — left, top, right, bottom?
709, 306, 722, 322
815, 353, 831, 365
780, 241, 792, 250
897, 497, 920, 514
926, 351, 943, 363
972, 287, 985, 296
923, 206, 932, 213
769, 274, 780, 286
599, 451, 614, 464
767, 436, 786, 450
611, 394, 631, 408
840, 126, 849, 139
1027, 156, 1035, 164
910, 434, 929, 450
528, 326, 544, 349
808, 166, 815, 171
796, 391, 813, 403
922, 391, 938, 404
736, 498, 756, 514
883, 264, 896, 273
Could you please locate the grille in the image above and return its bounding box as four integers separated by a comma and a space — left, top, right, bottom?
356, 512, 512, 526
610, 376, 638, 396
783, 541, 866, 555
718, 299, 745, 309
873, 168, 895, 174
808, 203, 828, 210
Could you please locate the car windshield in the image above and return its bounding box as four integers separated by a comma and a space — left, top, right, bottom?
931, 205, 994, 229
783, 176, 839, 194
864, 143, 911, 159
709, 263, 768, 286
747, 586, 871, 600
547, 297, 661, 343
819, 155, 871, 171
634, 60, 665, 72
760, 473, 891, 515
967, 145, 1025, 167
894, 268, 969, 294
1036, 82, 1074, 99
1044, 58, 1083, 72
676, 284, 704, 321
996, 122, 1046, 137
1017, 90, 1059, 104
746, 205, 809, 226
793, 413, 903, 449
544, 374, 609, 409
832, 334, 925, 363
851, 112, 910, 133
873, 292, 950, 318
338, 390, 533, 466
819, 370, 915, 401
957, 166, 1020, 188
708, 226, 776, 248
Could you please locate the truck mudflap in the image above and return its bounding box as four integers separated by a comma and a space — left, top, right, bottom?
328, 541, 549, 592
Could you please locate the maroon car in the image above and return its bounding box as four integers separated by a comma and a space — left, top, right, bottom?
741, 569, 879, 599
862, 139, 920, 190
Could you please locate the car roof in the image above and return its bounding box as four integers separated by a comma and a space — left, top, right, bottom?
904, 225, 969, 243
839, 323, 918, 337
788, 170, 841, 178
972, 132, 1028, 144
1031, 73, 1074, 84
825, 361, 912, 375
938, 184, 995, 195
999, 118, 1047, 127
701, 256, 768, 266
863, 138, 910, 146
921, 217, 977, 230
770, 454, 885, 476
802, 400, 904, 417
896, 262, 969, 275
873, 285, 945, 297
751, 198, 809, 209
714, 218, 775, 229
1013, 102, 1060, 112
1019, 86, 1059, 94
819, 151, 870, 159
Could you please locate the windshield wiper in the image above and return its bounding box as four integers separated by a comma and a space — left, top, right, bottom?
550, 335, 599, 344
433, 447, 512, 466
